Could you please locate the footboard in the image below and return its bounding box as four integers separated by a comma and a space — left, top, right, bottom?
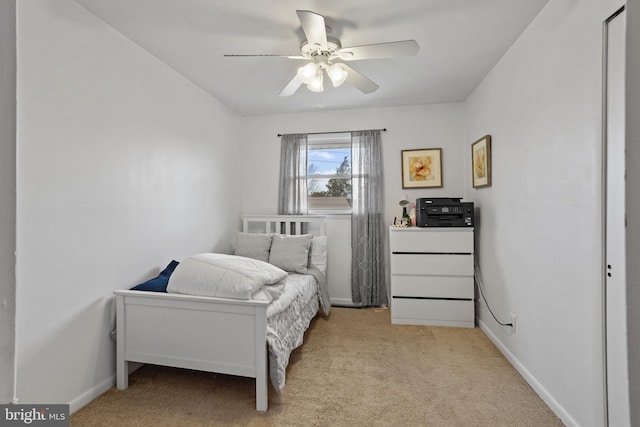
114, 290, 270, 411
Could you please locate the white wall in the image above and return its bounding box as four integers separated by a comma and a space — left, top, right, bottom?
0, 0, 16, 404
16, 0, 242, 410
241, 104, 466, 303
464, 0, 624, 425
626, 0, 640, 424
323, 215, 352, 305
242, 104, 466, 221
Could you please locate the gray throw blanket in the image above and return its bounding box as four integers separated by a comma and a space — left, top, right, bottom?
307, 266, 331, 315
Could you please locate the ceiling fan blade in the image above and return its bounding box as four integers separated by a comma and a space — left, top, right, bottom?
338, 40, 419, 61
296, 10, 327, 50
341, 64, 379, 94
224, 54, 306, 59
279, 75, 303, 97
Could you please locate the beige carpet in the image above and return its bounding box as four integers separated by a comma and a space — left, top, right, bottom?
71, 307, 563, 426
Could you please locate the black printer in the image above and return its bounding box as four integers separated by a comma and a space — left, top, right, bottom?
415, 198, 474, 227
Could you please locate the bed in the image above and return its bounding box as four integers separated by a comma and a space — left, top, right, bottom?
114, 215, 328, 411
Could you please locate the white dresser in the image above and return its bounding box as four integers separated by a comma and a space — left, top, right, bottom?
389, 227, 475, 327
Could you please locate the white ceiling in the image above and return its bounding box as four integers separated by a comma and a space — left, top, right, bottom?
73, 0, 550, 116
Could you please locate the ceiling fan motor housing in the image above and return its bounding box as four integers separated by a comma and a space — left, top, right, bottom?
300, 36, 342, 60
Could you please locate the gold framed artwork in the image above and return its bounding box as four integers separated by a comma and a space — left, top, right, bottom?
472, 135, 491, 188
401, 148, 442, 189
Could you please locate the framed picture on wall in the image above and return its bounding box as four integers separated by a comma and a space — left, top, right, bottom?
401, 148, 443, 188
472, 135, 492, 188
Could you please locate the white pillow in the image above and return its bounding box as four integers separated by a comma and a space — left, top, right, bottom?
167, 253, 287, 299
268, 234, 313, 274
309, 235, 328, 275
232, 232, 273, 262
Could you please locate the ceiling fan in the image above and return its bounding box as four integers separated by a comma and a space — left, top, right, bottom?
224, 10, 420, 96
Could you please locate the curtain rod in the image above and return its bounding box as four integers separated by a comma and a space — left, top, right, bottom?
277, 128, 387, 137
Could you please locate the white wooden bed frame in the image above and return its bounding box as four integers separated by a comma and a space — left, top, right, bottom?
114, 215, 326, 411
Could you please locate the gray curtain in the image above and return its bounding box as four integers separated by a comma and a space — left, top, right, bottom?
278, 134, 308, 215
351, 130, 387, 306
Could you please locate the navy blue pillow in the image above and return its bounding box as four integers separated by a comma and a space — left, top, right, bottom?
131, 260, 179, 292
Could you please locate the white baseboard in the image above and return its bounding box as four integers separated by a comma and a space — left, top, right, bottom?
68, 375, 114, 414
330, 297, 361, 307
68, 362, 144, 414
478, 319, 579, 427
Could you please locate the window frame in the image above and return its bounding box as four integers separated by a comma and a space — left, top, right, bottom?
306, 133, 352, 215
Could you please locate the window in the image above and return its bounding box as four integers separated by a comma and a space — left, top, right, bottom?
306, 133, 351, 213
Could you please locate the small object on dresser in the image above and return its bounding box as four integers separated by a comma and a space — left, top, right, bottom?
399, 198, 411, 227
409, 202, 416, 226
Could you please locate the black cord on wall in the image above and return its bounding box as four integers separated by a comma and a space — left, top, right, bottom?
474, 263, 513, 328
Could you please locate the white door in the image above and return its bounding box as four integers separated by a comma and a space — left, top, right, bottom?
605, 8, 629, 427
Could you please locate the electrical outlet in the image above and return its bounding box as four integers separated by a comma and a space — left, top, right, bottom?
509, 313, 516, 334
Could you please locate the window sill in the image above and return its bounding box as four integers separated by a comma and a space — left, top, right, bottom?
308, 210, 352, 217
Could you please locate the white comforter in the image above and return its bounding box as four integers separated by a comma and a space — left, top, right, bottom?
167, 253, 287, 300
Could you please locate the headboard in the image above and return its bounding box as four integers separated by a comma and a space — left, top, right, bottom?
242, 215, 326, 236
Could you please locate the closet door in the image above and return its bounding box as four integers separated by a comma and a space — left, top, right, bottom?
604, 7, 629, 427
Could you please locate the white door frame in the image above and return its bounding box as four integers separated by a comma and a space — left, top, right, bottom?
603, 6, 629, 427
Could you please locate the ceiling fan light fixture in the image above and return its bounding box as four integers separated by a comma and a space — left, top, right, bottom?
327, 63, 348, 87
307, 70, 324, 92
297, 62, 318, 85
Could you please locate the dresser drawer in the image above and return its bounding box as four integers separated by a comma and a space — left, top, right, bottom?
391, 275, 473, 299
389, 228, 473, 253
391, 298, 474, 327
391, 253, 473, 276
